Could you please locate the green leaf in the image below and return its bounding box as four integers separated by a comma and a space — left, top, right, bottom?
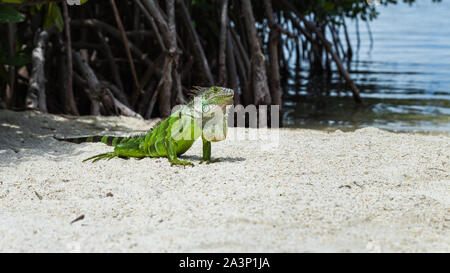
43, 3, 63, 32
0, 5, 25, 23
323, 2, 335, 12
0, 54, 31, 67
0, 0, 26, 4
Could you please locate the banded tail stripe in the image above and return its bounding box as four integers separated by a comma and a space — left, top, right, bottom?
54, 135, 128, 146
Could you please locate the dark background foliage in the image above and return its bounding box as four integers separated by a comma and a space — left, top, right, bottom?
0, 0, 433, 121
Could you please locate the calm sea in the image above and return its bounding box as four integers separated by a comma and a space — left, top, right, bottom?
284, 0, 450, 133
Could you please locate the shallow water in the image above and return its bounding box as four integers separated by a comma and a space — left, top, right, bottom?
284, 0, 450, 133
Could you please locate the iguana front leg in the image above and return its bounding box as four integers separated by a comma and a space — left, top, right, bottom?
166, 139, 194, 166
200, 136, 220, 164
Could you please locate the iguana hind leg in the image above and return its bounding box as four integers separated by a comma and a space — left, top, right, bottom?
83, 139, 146, 163
83, 152, 117, 162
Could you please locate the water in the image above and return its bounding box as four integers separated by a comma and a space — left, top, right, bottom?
283, 0, 450, 133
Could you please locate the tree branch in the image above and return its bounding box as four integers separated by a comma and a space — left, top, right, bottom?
26, 27, 58, 112
109, 0, 141, 104
279, 0, 362, 103
62, 1, 79, 115
177, 0, 214, 85
218, 0, 229, 85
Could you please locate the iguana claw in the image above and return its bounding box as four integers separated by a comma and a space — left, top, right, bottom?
199, 158, 220, 164
170, 159, 194, 167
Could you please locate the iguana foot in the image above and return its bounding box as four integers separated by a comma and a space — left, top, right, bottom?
199, 158, 220, 164
170, 159, 194, 167
83, 152, 117, 162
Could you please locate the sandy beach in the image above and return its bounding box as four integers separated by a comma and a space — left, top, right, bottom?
0, 109, 448, 252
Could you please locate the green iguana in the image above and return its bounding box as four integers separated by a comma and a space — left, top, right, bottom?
55, 86, 234, 166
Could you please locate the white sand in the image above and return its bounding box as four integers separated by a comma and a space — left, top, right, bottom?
0, 109, 449, 252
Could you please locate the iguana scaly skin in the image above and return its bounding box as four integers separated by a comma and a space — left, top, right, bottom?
55, 86, 234, 166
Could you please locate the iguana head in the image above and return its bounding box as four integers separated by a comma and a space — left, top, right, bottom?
197, 86, 234, 142
171, 86, 233, 142
199, 86, 234, 113
178, 86, 234, 118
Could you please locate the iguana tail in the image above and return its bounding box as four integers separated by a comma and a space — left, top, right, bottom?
54, 134, 146, 162
54, 135, 128, 146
